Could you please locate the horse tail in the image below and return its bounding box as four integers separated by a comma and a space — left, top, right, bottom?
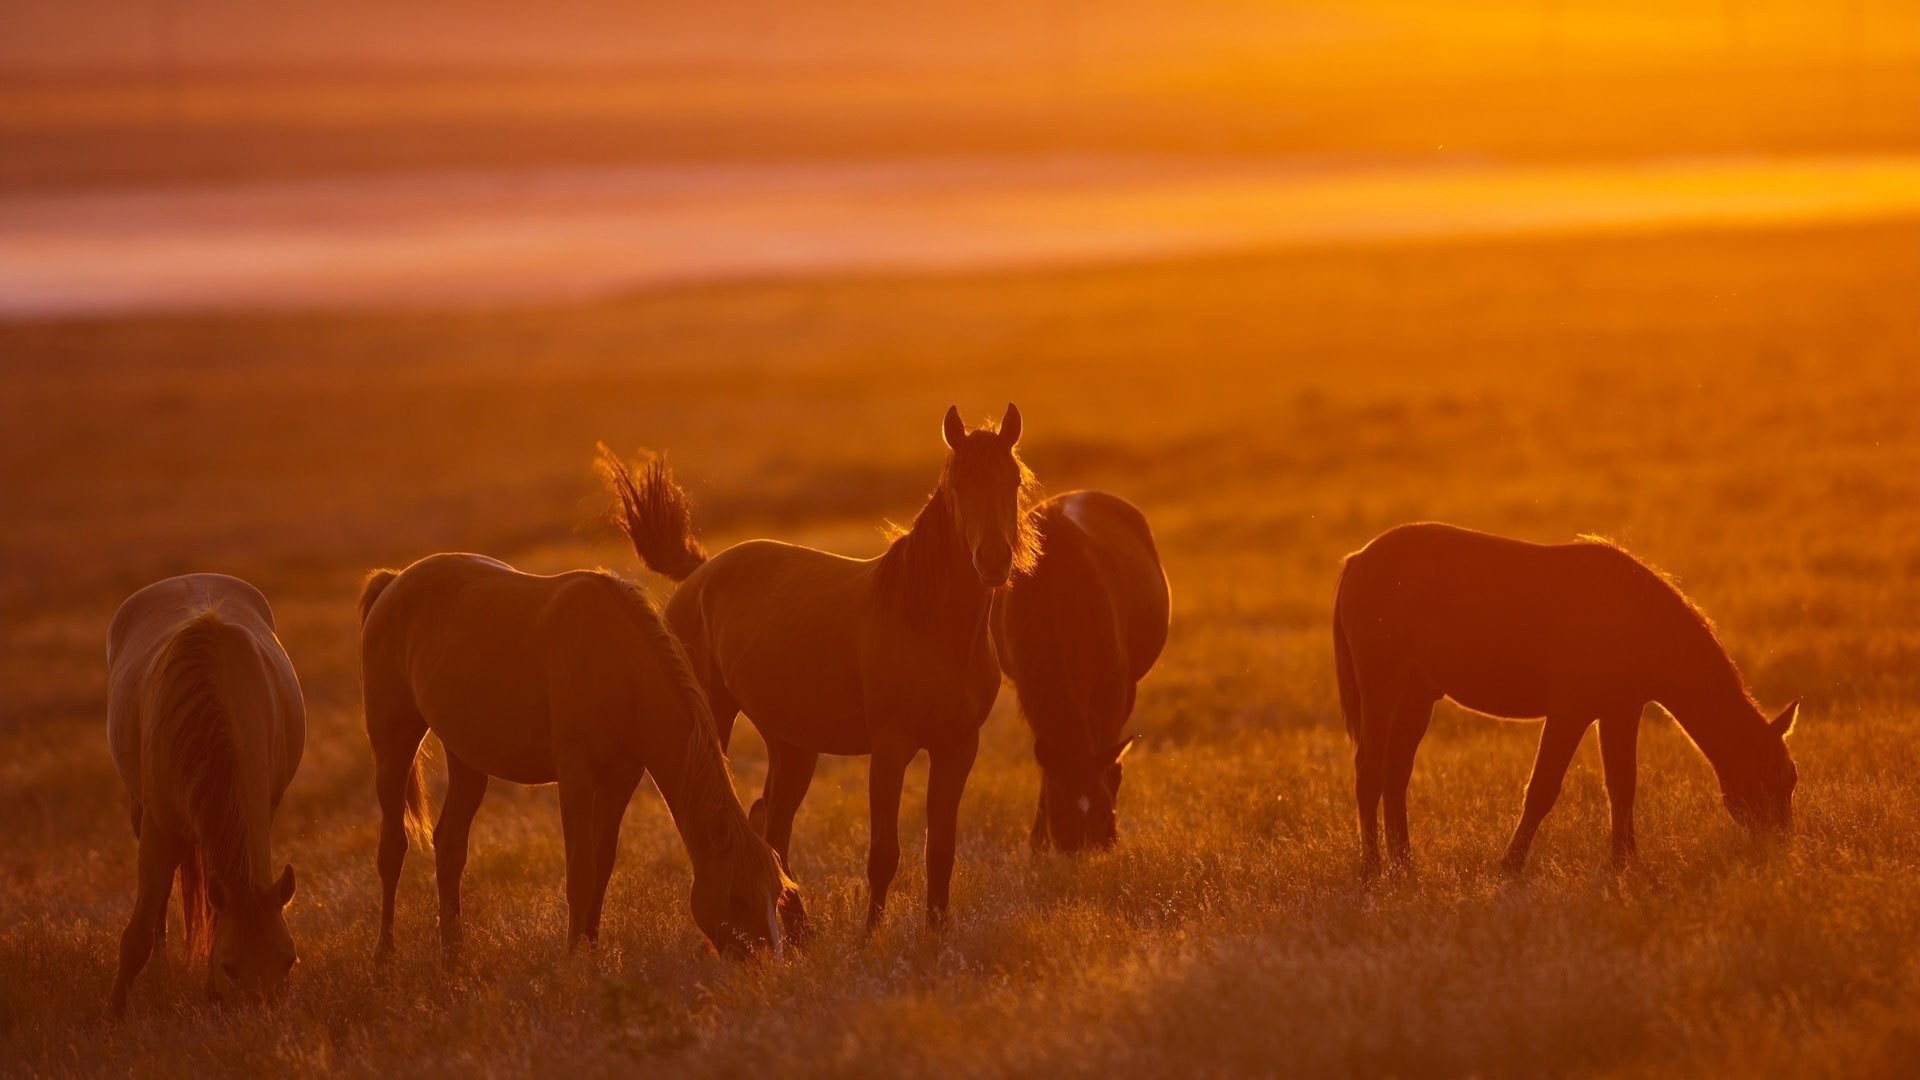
177, 842, 211, 957
401, 740, 434, 852
597, 443, 708, 582
145, 611, 245, 957
1333, 561, 1361, 746
357, 569, 399, 626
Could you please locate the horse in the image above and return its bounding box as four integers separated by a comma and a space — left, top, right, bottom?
600, 403, 1037, 930
1333, 522, 1800, 877
992, 490, 1170, 853
357, 553, 803, 964
105, 574, 304, 1017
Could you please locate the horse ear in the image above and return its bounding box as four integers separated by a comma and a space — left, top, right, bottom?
747, 797, 768, 838
942, 405, 965, 449
1000, 403, 1022, 446
276, 865, 296, 907
1111, 734, 1140, 764
1771, 699, 1800, 738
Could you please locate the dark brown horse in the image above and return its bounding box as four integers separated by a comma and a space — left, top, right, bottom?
992, 491, 1169, 852
602, 404, 1037, 929
1334, 523, 1799, 876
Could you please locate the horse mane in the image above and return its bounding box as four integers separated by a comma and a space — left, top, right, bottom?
147, 610, 257, 954
592, 573, 781, 882
1577, 534, 1762, 715
875, 424, 1041, 628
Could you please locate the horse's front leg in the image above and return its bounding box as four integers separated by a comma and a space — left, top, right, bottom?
1599, 709, 1642, 868
925, 730, 981, 930
108, 814, 181, 1019
1500, 713, 1594, 874
864, 735, 916, 933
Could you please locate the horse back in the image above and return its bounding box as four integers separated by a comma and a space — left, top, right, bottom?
1050, 491, 1169, 681
107, 574, 303, 809
1337, 523, 1678, 717
999, 492, 1168, 736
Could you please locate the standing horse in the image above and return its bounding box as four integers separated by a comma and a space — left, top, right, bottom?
106, 574, 304, 1017
358, 553, 801, 964
1334, 522, 1800, 876
992, 491, 1169, 852
601, 404, 1037, 930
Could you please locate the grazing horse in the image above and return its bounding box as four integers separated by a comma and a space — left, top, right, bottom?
601, 404, 1037, 930
357, 553, 802, 963
992, 491, 1170, 852
106, 574, 304, 1017
1334, 522, 1800, 876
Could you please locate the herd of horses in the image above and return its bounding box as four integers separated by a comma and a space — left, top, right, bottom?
100, 404, 1800, 1016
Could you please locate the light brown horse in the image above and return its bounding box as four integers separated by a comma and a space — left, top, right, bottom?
358, 553, 803, 963
992, 490, 1169, 852
602, 404, 1037, 930
1335, 523, 1800, 876
106, 574, 304, 1017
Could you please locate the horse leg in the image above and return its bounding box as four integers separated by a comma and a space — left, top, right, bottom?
1353, 674, 1400, 879
705, 682, 740, 752
557, 773, 597, 951
924, 730, 981, 931
864, 736, 915, 934
761, 739, 818, 871
1500, 713, 1594, 874
585, 775, 640, 943
371, 714, 427, 963
108, 814, 182, 1018
1383, 696, 1435, 869
1599, 709, 1642, 868
434, 754, 489, 968
1029, 781, 1050, 853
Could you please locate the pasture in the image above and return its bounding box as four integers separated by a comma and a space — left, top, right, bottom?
2, 220, 1919, 1076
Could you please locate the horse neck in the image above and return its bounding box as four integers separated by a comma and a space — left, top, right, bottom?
881, 487, 992, 633
1653, 629, 1767, 777
186, 679, 274, 892
645, 700, 743, 866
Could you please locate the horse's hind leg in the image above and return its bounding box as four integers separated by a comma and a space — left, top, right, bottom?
1383, 695, 1436, 868
107, 814, 182, 1019
1353, 671, 1402, 879
584, 773, 641, 943
370, 703, 428, 963
1500, 712, 1595, 874
434, 754, 490, 967
556, 773, 598, 951
1599, 710, 1641, 868
761, 738, 819, 871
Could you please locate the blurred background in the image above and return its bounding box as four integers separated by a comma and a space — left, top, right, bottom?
4, 1, 1919, 315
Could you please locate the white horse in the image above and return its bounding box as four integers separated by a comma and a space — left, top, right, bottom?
106, 574, 304, 1017
357, 553, 803, 964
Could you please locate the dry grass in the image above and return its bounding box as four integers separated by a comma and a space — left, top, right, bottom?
3, 222, 1919, 1076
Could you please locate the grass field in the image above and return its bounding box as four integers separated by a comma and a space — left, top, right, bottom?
3, 221, 1919, 1076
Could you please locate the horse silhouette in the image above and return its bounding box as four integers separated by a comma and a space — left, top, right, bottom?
993, 491, 1169, 852
1335, 523, 1799, 876
602, 404, 1038, 929
358, 553, 801, 962
106, 574, 304, 1016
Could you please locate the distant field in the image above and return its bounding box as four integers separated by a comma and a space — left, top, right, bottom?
2, 222, 1919, 1075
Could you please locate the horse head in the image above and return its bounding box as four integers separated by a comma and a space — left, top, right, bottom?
1038, 735, 1139, 853
690, 815, 808, 961
941, 403, 1034, 589
1721, 700, 1800, 832
206, 865, 297, 1005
